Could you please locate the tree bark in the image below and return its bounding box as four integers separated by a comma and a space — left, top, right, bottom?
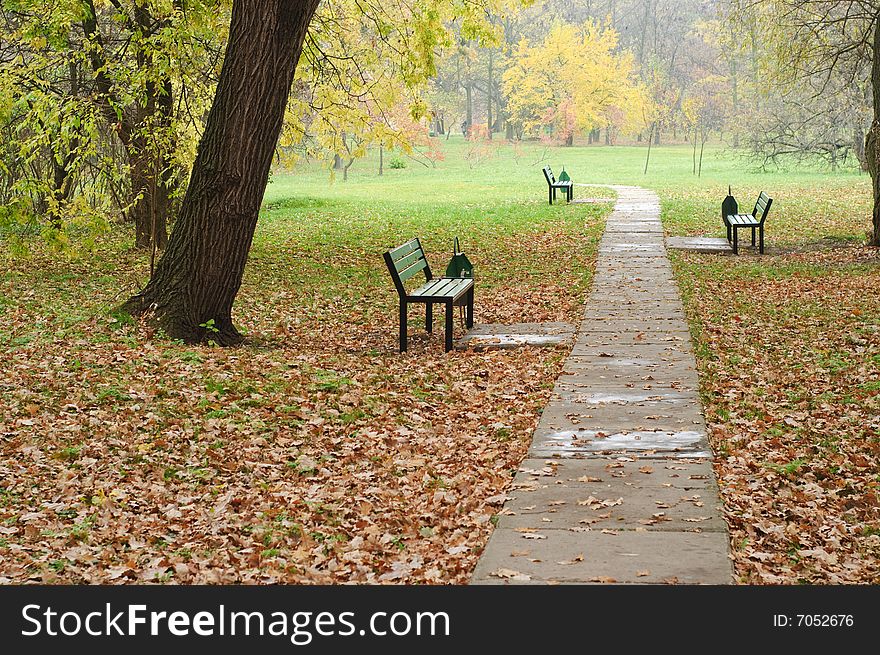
123, 0, 321, 344
731, 57, 740, 148
854, 124, 867, 171
868, 15, 880, 247
464, 84, 473, 135
48, 140, 78, 230
699, 128, 706, 177
129, 137, 171, 250
487, 50, 493, 140
82, 0, 172, 250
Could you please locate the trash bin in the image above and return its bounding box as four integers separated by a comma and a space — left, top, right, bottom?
722, 186, 738, 242
722, 186, 738, 219
445, 237, 473, 278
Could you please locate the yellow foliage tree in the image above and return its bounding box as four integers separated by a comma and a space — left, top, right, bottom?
502, 21, 652, 144
279, 0, 508, 176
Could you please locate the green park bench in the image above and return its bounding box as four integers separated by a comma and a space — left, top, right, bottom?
383, 238, 474, 353
724, 191, 773, 254
542, 166, 572, 205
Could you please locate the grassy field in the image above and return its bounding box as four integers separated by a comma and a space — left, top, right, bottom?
1, 136, 878, 583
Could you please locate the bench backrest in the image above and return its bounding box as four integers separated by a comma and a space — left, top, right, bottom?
542, 166, 555, 185
384, 238, 432, 296
752, 192, 773, 225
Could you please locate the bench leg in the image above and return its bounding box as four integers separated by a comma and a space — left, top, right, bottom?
426, 303, 432, 333
732, 227, 738, 255
751, 226, 756, 246
726, 223, 731, 242
445, 301, 454, 352
466, 287, 474, 328
548, 187, 553, 205
759, 226, 764, 254
569, 185, 573, 201
399, 301, 408, 352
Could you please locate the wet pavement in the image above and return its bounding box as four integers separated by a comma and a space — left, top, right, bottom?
456, 322, 577, 350
471, 186, 733, 585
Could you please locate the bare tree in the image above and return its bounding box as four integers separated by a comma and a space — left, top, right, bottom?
729, 0, 880, 245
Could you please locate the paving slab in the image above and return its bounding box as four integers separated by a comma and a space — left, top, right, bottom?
667, 236, 732, 253
498, 458, 726, 533
572, 333, 691, 348
569, 343, 694, 359
561, 354, 698, 370
457, 322, 576, 350
555, 378, 700, 394
471, 529, 732, 584
472, 184, 731, 585
529, 428, 711, 458
579, 318, 692, 334
549, 388, 701, 408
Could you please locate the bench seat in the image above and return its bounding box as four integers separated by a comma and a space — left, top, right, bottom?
727, 214, 760, 227
411, 277, 474, 302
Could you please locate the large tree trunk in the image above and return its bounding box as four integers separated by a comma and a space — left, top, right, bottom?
464, 84, 473, 135
128, 141, 171, 250
82, 1, 172, 250
868, 17, 880, 247
487, 50, 493, 140
731, 57, 740, 148
123, 0, 321, 344
854, 125, 867, 170
48, 143, 78, 230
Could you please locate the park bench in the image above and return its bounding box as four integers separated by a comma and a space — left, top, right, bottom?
724, 191, 773, 254
383, 238, 474, 353
542, 166, 572, 205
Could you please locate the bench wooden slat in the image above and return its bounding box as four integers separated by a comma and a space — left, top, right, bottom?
413, 277, 471, 299
412, 278, 473, 302
412, 278, 449, 297
421, 278, 457, 297
398, 257, 428, 283
728, 214, 758, 226
389, 238, 422, 263
392, 248, 425, 272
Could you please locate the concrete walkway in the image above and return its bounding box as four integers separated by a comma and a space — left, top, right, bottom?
472, 185, 732, 585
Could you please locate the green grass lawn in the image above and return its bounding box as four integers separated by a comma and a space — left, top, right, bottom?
1, 135, 877, 584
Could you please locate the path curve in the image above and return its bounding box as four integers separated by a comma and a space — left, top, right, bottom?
471, 185, 732, 585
